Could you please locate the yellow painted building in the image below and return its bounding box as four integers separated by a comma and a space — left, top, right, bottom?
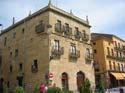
92, 33, 125, 89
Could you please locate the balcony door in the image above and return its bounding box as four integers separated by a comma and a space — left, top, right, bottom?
77, 71, 85, 91
62, 72, 69, 90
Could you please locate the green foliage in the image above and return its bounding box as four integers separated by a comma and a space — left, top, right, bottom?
33, 84, 39, 93
15, 86, 24, 93
79, 79, 92, 93
47, 87, 73, 93
47, 87, 61, 93
61, 89, 73, 93
3, 83, 8, 93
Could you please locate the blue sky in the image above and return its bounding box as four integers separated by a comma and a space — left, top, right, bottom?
0, 0, 125, 39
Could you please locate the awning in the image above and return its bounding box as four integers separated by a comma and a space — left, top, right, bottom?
110, 72, 124, 80
121, 73, 125, 78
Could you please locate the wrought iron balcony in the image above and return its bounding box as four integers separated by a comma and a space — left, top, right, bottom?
35, 23, 45, 33
55, 23, 64, 33
51, 46, 64, 58
107, 54, 125, 62
81, 34, 89, 42
85, 53, 93, 62
69, 50, 80, 59
64, 26, 72, 36
114, 46, 125, 51
115, 57, 125, 62
74, 31, 81, 40
106, 54, 116, 59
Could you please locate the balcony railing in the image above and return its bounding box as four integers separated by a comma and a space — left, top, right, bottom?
74, 31, 81, 40
81, 34, 89, 42
64, 26, 72, 36
107, 54, 125, 62
69, 50, 80, 59
114, 46, 125, 51
85, 53, 93, 62
115, 57, 125, 62
55, 23, 64, 33
51, 46, 64, 58
106, 54, 116, 59
35, 23, 45, 33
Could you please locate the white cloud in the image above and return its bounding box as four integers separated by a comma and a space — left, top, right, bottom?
0, 0, 125, 39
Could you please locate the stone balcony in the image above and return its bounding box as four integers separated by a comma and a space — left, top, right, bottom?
51, 46, 64, 59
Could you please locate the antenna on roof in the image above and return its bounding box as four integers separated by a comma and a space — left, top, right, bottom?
28, 10, 31, 16
48, 0, 52, 5
70, 9, 73, 15
86, 16, 89, 24
12, 17, 15, 25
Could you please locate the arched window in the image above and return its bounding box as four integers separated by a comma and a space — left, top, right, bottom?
61, 72, 69, 90
77, 71, 85, 91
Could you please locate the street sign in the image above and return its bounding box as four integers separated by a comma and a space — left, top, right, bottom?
49, 73, 54, 78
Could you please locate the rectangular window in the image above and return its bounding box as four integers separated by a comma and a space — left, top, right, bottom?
75, 27, 79, 35
109, 61, 112, 70
120, 52, 122, 57
70, 44, 76, 54
114, 41, 117, 47
107, 47, 110, 55
54, 40, 59, 50
33, 60, 38, 69
86, 48, 90, 57
10, 65, 12, 72
35, 21, 45, 33
65, 23, 69, 32
15, 49, 18, 57
121, 64, 124, 72
111, 49, 114, 56
13, 32, 16, 39
118, 43, 120, 48
94, 49, 97, 54
10, 52, 12, 57
83, 30, 86, 38
4, 37, 7, 46
57, 20, 61, 30
22, 28, 25, 34
93, 42, 96, 45
116, 51, 119, 57
19, 63, 22, 71
118, 63, 120, 71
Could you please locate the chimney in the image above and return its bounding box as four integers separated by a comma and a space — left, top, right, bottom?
12, 17, 15, 25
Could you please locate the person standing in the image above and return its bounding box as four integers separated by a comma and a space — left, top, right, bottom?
45, 84, 48, 93
39, 83, 45, 93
